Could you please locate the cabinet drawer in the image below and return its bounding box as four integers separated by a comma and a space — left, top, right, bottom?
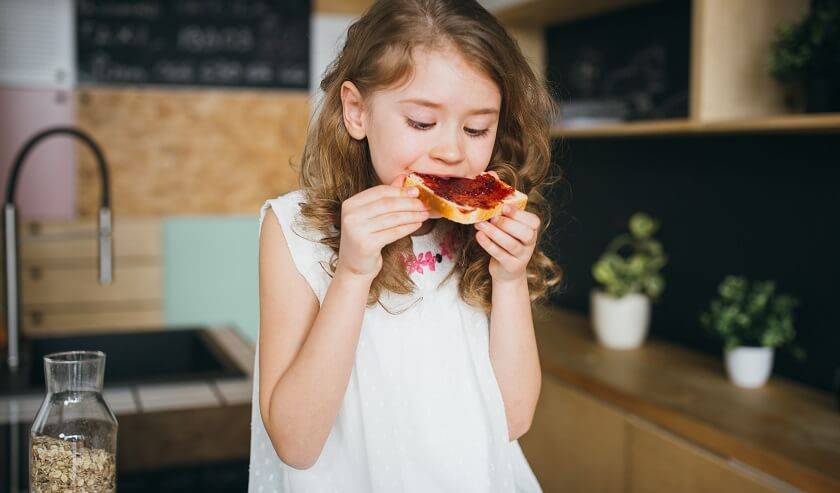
21, 262, 162, 304
627, 417, 786, 493
519, 374, 626, 493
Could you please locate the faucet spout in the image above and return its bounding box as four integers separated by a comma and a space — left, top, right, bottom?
2, 126, 113, 371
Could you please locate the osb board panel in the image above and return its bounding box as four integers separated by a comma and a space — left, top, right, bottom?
75, 88, 309, 217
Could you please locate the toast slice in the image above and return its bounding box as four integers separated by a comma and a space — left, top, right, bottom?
403, 171, 528, 224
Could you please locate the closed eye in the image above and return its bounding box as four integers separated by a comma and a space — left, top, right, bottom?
406, 118, 434, 131
465, 127, 490, 138
405, 118, 490, 139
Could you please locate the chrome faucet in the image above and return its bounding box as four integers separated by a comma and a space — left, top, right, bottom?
3, 126, 113, 371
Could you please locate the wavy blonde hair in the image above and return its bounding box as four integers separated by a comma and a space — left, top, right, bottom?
295, 0, 563, 314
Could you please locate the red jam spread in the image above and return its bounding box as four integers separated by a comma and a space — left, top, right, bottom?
415, 172, 514, 209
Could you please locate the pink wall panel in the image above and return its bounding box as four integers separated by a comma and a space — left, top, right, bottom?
0, 86, 76, 220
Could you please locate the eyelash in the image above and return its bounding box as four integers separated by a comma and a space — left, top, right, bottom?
405, 118, 490, 138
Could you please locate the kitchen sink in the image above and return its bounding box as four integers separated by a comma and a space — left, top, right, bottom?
0, 327, 247, 397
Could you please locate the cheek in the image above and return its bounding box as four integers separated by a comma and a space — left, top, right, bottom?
468, 137, 497, 173
369, 121, 425, 181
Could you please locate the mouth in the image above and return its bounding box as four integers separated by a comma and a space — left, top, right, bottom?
411, 171, 461, 179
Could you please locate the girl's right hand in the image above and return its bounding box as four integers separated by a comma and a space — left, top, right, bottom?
336, 174, 430, 279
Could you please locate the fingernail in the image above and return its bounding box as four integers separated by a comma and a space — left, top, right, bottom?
408, 187, 419, 196
502, 205, 510, 214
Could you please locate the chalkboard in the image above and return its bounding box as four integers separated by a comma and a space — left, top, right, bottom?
76, 0, 310, 89
546, 0, 690, 124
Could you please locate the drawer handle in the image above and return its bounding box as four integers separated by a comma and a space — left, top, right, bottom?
29, 265, 43, 281
30, 310, 44, 326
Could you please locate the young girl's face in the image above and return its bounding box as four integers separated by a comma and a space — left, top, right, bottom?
341, 46, 501, 188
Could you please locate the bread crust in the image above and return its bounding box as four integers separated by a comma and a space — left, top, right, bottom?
403, 172, 527, 224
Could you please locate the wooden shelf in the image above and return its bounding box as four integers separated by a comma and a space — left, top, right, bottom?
551, 114, 840, 138
494, 0, 656, 26
532, 305, 840, 493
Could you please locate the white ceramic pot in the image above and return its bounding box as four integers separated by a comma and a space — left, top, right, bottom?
724, 346, 774, 388
590, 289, 651, 350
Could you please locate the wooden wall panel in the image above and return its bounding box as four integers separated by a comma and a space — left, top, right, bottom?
10, 217, 164, 335
23, 305, 163, 335
21, 263, 161, 305
691, 0, 810, 121
20, 216, 160, 261
75, 87, 309, 217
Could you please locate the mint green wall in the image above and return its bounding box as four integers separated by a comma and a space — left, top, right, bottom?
163, 215, 259, 342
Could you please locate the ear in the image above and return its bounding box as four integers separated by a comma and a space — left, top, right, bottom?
340, 81, 367, 141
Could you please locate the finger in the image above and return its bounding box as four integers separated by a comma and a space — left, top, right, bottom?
374, 221, 424, 244
475, 230, 517, 265
349, 182, 418, 209
501, 204, 540, 230
474, 220, 524, 257
361, 196, 428, 218
390, 173, 407, 188
370, 210, 430, 233
488, 214, 537, 245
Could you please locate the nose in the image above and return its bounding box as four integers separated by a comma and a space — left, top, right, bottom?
429, 124, 465, 164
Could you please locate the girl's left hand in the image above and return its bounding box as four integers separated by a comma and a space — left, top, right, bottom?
474, 172, 540, 283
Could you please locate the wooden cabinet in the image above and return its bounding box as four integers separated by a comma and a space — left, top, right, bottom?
520, 376, 793, 493
520, 374, 627, 493
626, 417, 785, 493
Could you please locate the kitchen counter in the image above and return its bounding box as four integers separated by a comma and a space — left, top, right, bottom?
531, 304, 840, 493
1, 326, 255, 492
0, 326, 253, 425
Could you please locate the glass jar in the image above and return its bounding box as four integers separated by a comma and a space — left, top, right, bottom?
29, 350, 118, 493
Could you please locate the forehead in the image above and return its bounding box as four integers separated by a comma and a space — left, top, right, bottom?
378, 47, 501, 113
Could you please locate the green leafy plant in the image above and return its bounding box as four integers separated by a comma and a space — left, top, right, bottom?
699, 276, 805, 359
592, 213, 667, 300
769, 1, 840, 83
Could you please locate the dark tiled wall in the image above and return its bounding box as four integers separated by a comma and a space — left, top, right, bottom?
544, 133, 840, 392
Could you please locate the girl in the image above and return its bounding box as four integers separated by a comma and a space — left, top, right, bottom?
251, 0, 563, 491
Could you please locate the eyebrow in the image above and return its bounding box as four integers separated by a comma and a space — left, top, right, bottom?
398, 98, 499, 116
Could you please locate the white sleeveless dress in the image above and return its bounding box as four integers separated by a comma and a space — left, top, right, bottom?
249, 189, 542, 492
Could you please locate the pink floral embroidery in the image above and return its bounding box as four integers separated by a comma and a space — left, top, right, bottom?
439, 230, 457, 261
403, 231, 460, 275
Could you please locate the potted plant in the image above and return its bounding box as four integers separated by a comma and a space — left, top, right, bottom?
699, 276, 804, 389
769, 0, 840, 113
590, 213, 666, 349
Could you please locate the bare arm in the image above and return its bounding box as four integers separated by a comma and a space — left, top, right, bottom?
258, 179, 428, 470
473, 193, 543, 442
258, 215, 373, 470
489, 276, 542, 441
